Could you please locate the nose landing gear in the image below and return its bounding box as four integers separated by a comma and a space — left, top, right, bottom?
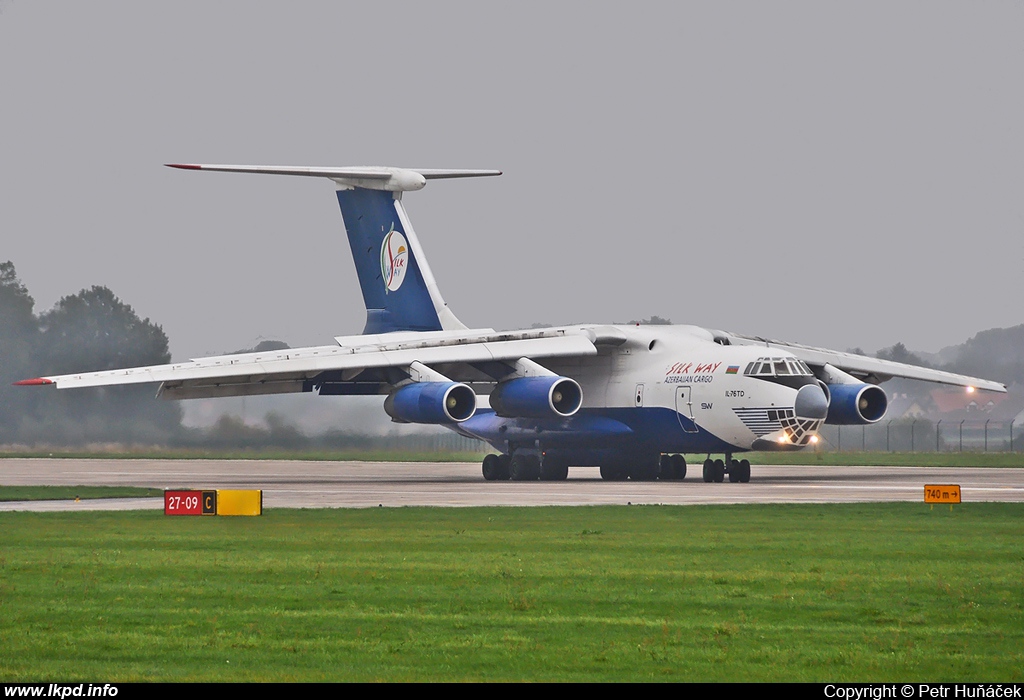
728, 459, 751, 483
702, 455, 751, 483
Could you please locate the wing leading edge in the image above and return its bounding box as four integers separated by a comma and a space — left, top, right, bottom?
720, 332, 1006, 393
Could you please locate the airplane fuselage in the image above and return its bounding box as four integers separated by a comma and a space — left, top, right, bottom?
456, 324, 825, 468
21, 163, 1002, 484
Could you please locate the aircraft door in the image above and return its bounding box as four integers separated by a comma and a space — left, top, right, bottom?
675, 385, 699, 433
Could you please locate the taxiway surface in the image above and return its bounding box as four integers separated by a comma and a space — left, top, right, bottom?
0, 458, 1022, 511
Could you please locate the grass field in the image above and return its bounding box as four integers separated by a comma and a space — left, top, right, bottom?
0, 486, 163, 502
1, 504, 1021, 681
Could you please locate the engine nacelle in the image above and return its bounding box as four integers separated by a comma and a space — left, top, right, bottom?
489, 376, 583, 419
384, 382, 477, 424
824, 383, 888, 424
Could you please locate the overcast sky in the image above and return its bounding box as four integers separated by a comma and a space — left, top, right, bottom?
1, 1, 1020, 361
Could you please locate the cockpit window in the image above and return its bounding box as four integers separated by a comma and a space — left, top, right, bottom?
744, 357, 813, 377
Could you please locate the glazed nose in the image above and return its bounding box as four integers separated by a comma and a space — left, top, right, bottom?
795, 383, 829, 419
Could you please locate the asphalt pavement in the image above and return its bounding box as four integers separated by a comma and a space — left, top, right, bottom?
0, 458, 1021, 511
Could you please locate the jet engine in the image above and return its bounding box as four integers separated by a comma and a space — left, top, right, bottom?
384, 382, 477, 424
824, 383, 888, 424
489, 376, 583, 419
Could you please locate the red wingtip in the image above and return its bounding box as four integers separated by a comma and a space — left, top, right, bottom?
165, 163, 202, 170
13, 377, 54, 386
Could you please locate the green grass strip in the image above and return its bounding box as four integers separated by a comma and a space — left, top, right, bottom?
0, 485, 164, 502
0, 503, 1021, 681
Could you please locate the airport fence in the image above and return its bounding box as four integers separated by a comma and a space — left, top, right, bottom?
817, 418, 1022, 453
385, 432, 486, 454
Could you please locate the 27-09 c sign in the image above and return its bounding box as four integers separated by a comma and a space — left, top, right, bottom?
164, 490, 217, 515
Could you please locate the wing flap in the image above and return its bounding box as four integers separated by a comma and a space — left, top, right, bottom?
158, 379, 308, 400
24, 333, 598, 392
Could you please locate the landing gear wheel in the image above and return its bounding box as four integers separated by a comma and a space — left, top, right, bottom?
600, 464, 628, 481
660, 454, 687, 480
671, 454, 687, 480
482, 454, 510, 481
540, 456, 569, 481
728, 459, 741, 483
712, 459, 725, 483
702, 458, 714, 483
738, 459, 751, 483
510, 453, 541, 481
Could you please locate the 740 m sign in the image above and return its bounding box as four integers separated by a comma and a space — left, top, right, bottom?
924, 484, 961, 504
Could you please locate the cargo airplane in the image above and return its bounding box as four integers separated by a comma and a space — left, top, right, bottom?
17, 165, 1006, 482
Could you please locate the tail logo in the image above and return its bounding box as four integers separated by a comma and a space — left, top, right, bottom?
380, 225, 409, 293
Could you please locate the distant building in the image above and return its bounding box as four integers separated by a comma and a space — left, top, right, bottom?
846, 383, 1024, 451
929, 384, 1023, 423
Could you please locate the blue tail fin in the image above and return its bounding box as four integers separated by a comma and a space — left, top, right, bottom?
164, 163, 496, 335
336, 188, 465, 335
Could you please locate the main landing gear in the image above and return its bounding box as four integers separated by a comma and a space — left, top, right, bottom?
481, 453, 511, 481
481, 451, 750, 483
481, 452, 569, 481
702, 455, 750, 483
659, 454, 687, 480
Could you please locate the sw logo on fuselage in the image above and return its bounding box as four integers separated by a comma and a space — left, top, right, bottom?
380, 226, 409, 293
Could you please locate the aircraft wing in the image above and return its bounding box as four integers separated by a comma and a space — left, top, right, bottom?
16, 328, 598, 400
720, 332, 1006, 393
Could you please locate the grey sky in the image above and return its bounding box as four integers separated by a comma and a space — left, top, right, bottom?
2, 2, 1021, 361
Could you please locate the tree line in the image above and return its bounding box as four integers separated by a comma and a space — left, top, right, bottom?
0, 261, 464, 451
0, 261, 181, 444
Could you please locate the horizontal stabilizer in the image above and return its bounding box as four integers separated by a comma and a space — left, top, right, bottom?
166, 164, 501, 192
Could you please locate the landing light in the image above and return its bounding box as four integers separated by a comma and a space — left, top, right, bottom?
810, 435, 819, 444
777, 435, 788, 444
966, 386, 976, 394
